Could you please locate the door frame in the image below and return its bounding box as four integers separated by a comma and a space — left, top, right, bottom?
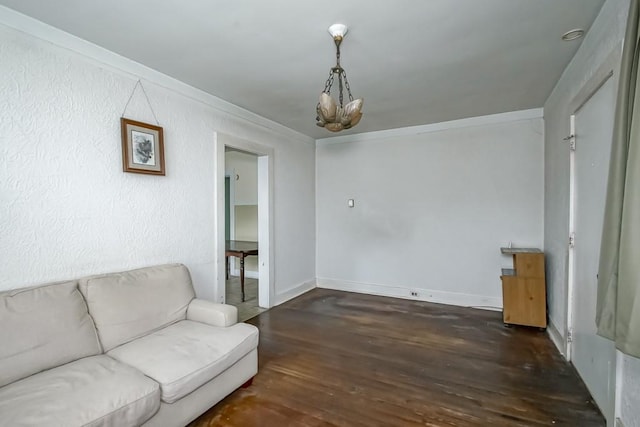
215, 132, 275, 308
225, 172, 237, 273
565, 46, 619, 425
565, 46, 619, 359
225, 173, 237, 240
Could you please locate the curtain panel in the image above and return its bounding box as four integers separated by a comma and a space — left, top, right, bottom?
596, 0, 640, 357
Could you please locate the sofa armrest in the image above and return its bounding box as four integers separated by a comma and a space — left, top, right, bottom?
187, 299, 238, 327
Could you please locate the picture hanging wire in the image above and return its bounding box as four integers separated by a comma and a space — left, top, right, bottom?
121, 79, 160, 126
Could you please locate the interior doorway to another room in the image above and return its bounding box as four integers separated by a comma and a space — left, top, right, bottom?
216, 133, 274, 322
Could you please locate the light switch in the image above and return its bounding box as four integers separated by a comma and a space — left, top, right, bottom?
348, 199, 355, 208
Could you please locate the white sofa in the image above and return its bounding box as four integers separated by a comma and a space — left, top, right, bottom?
0, 264, 259, 426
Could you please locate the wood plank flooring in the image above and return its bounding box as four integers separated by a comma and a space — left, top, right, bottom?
190, 289, 604, 426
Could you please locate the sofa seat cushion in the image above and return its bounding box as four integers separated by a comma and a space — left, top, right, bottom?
0, 355, 160, 427
107, 320, 259, 404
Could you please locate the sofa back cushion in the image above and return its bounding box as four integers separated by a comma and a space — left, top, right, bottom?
0, 281, 102, 388
78, 264, 195, 351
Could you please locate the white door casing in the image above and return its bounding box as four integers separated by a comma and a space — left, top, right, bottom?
568, 73, 617, 425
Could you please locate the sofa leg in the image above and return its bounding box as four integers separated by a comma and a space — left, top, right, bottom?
241, 377, 254, 388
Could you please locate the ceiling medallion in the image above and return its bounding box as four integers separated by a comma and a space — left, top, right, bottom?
315, 24, 363, 132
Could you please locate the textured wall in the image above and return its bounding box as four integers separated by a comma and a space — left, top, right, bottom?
0, 22, 315, 302
316, 116, 544, 306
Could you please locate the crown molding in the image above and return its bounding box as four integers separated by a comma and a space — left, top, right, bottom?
0, 6, 314, 145
316, 108, 544, 145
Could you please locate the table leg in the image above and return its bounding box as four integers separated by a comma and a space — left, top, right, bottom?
240, 255, 246, 302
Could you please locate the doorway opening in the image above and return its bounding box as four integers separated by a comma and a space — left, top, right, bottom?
215, 133, 274, 322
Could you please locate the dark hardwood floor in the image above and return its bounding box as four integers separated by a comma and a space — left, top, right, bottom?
190, 289, 604, 426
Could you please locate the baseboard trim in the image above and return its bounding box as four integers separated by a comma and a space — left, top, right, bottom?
316, 278, 502, 311
547, 320, 566, 358
274, 279, 316, 306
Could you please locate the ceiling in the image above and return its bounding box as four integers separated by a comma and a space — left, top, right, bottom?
0, 0, 605, 139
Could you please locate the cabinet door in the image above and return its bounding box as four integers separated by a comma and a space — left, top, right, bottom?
513, 253, 545, 279
502, 277, 546, 327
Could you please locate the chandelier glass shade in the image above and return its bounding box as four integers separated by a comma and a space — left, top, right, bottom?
316, 24, 363, 132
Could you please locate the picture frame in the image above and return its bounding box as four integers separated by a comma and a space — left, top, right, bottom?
121, 118, 165, 175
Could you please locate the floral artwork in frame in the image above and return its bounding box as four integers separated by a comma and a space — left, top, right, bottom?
121, 118, 165, 175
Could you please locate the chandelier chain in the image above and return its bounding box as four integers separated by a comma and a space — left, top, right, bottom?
342, 70, 355, 103
323, 69, 335, 94
320, 39, 355, 106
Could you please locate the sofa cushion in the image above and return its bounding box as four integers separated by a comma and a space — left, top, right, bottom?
0, 281, 101, 388
0, 355, 160, 427
79, 264, 195, 351
108, 320, 259, 403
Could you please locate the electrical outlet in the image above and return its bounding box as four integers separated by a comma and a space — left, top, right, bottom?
410, 291, 418, 297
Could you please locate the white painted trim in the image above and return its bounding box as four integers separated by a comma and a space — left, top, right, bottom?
214, 133, 226, 304
274, 279, 317, 306
226, 173, 237, 240
257, 154, 274, 308
316, 108, 543, 145
567, 113, 576, 362
225, 172, 237, 273
615, 351, 624, 423
568, 44, 622, 115
317, 278, 502, 310
0, 6, 314, 145
547, 320, 567, 358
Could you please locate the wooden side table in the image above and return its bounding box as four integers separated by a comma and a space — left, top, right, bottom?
225, 240, 258, 302
500, 247, 547, 329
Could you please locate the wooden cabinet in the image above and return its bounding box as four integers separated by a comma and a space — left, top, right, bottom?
500, 248, 547, 328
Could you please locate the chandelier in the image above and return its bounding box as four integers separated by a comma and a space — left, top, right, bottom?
316, 24, 363, 132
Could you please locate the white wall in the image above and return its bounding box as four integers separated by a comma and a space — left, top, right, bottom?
272, 133, 317, 299
0, 12, 316, 305
226, 151, 258, 205
543, 0, 640, 425
316, 111, 544, 308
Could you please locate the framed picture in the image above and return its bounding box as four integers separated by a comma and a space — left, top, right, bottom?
121, 118, 165, 175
